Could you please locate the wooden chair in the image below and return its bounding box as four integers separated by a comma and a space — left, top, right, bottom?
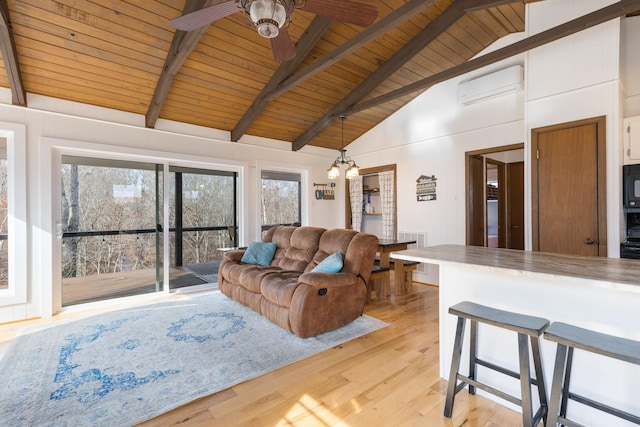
367, 265, 390, 301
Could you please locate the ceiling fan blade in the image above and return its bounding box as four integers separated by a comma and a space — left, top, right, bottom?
170, 1, 239, 31
270, 28, 296, 62
299, 0, 379, 27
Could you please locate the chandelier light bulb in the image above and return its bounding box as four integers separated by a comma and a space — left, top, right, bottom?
327, 163, 340, 180
346, 164, 359, 179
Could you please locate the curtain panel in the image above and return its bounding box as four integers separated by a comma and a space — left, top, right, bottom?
379, 170, 395, 239
349, 176, 363, 231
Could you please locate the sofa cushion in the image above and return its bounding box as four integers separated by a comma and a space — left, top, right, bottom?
273, 226, 325, 272
306, 228, 358, 273
311, 252, 343, 273
241, 241, 276, 266
260, 271, 303, 307
238, 266, 282, 293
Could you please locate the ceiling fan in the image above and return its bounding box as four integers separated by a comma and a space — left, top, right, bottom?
170, 0, 379, 62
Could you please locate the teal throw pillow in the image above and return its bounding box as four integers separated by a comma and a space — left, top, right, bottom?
312, 252, 343, 273
241, 241, 277, 266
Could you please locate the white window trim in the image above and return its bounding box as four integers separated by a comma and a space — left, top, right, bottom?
0, 122, 27, 306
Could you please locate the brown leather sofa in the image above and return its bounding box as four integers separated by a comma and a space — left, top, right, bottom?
218, 226, 379, 338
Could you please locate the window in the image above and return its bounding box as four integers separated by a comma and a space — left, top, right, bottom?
261, 170, 301, 231
0, 140, 7, 290
0, 123, 27, 308
60, 156, 163, 306
169, 166, 238, 268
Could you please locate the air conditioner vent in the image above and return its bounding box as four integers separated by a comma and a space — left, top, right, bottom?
458, 65, 523, 105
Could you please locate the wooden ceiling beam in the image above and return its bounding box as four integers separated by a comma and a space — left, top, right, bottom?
145, 0, 219, 128
230, 15, 333, 142
292, 0, 466, 151
462, 0, 542, 12
0, 0, 25, 105
229, 0, 441, 143
265, 0, 442, 105
347, 0, 640, 115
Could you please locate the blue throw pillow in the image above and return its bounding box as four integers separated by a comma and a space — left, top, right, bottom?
312, 252, 343, 273
241, 241, 277, 266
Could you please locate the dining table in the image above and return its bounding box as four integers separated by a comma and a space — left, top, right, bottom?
377, 238, 417, 295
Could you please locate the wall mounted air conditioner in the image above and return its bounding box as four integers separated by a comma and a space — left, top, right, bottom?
458, 65, 523, 105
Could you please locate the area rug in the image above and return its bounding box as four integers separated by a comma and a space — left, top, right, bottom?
0, 291, 387, 427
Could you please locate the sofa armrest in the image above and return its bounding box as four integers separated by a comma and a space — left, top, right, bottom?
297, 272, 357, 289
223, 250, 245, 263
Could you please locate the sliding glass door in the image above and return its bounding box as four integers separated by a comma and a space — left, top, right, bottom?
60, 156, 163, 306
58, 157, 240, 306
168, 167, 237, 288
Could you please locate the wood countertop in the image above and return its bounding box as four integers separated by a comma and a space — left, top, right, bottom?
391, 245, 640, 291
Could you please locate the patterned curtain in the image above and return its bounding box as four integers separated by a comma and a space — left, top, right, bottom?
379, 170, 395, 239
349, 176, 363, 231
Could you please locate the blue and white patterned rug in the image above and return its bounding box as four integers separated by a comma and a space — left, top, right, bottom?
0, 291, 387, 427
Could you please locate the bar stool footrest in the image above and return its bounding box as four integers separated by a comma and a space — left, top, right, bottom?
569, 392, 640, 425
455, 374, 522, 407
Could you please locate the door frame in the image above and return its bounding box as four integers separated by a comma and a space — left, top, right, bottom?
344, 164, 397, 237
465, 143, 524, 246
531, 116, 607, 256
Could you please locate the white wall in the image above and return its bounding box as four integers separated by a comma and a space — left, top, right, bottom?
347, 0, 631, 283
0, 95, 344, 321
0, 0, 636, 319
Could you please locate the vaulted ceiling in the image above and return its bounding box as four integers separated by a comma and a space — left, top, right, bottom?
0, 0, 637, 151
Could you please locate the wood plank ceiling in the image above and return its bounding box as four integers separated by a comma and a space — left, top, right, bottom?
0, 0, 637, 151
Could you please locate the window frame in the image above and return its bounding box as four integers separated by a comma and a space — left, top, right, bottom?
0, 122, 27, 307
257, 162, 308, 236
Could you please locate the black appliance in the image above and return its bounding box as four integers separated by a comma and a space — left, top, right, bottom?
621, 167, 640, 258
623, 164, 640, 208
621, 212, 640, 259
621, 241, 640, 259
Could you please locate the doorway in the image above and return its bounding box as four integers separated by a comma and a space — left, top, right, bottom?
344, 164, 397, 238
531, 116, 607, 256
466, 144, 525, 249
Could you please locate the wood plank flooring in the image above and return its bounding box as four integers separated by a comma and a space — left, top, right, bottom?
0, 279, 526, 426
138, 282, 524, 427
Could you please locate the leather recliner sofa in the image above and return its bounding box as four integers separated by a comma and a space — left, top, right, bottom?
218, 226, 379, 338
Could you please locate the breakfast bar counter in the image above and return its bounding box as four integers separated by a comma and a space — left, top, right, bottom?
391, 245, 640, 426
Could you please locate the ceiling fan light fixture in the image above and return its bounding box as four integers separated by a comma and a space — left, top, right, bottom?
249, 0, 288, 38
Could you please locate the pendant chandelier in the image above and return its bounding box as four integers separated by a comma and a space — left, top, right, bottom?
327, 116, 359, 180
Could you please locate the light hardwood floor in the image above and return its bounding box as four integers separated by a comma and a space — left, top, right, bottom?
0, 280, 526, 426
137, 282, 525, 427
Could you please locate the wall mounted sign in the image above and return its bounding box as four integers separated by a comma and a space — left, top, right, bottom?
416, 175, 437, 201
314, 182, 335, 200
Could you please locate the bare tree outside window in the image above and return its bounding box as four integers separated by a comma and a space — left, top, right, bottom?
61, 160, 159, 279
261, 170, 301, 232
169, 169, 237, 265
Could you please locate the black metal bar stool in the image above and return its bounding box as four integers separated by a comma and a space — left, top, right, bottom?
444, 301, 549, 427
544, 322, 640, 426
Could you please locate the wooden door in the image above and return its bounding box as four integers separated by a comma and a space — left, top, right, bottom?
469, 155, 485, 246
507, 161, 525, 249
532, 117, 606, 256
